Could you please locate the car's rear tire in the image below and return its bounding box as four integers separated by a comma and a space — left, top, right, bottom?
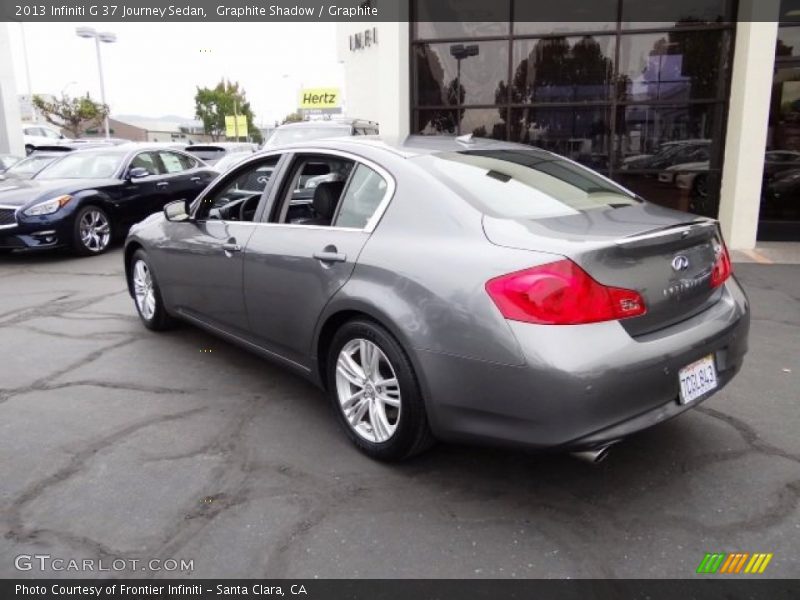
72, 205, 112, 256
327, 319, 435, 461
129, 249, 175, 331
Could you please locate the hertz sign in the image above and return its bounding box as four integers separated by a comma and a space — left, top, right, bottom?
298, 88, 342, 116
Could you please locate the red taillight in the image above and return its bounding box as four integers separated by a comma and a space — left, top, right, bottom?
485, 259, 647, 325
710, 239, 732, 288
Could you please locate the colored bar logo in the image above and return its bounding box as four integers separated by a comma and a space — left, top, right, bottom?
696, 553, 773, 574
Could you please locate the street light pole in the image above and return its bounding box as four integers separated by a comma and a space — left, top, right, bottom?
93, 34, 109, 139
76, 27, 116, 139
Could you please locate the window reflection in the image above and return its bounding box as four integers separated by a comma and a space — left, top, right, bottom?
622, 0, 731, 28
410, 0, 735, 219
509, 107, 611, 171
415, 108, 508, 139
618, 31, 727, 102
415, 42, 509, 107
512, 36, 615, 103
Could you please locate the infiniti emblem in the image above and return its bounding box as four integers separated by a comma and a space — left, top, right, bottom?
671, 255, 690, 271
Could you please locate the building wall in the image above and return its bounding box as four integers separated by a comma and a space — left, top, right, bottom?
337, 22, 409, 138
0, 24, 24, 155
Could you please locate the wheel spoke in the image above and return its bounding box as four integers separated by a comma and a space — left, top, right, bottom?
348, 398, 369, 426
337, 352, 365, 386
377, 393, 401, 408
341, 389, 365, 411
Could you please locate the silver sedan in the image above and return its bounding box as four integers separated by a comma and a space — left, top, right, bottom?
124, 136, 749, 462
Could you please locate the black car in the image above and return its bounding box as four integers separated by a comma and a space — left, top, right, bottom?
0, 145, 217, 255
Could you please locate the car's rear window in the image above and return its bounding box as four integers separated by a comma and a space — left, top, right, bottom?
185, 146, 226, 161
414, 149, 640, 219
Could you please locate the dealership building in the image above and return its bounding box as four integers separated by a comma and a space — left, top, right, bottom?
338, 0, 800, 248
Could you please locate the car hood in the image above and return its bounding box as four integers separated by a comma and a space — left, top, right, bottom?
0, 178, 117, 208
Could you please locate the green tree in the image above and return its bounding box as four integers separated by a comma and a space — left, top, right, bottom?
31, 93, 109, 139
282, 112, 305, 124
194, 79, 259, 142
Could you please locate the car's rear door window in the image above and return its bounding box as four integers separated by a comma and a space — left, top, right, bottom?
414, 149, 640, 219
130, 151, 163, 176
159, 151, 186, 174
333, 164, 388, 229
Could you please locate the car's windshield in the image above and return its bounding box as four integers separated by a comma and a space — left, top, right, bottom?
35, 151, 125, 179
269, 126, 351, 146
414, 149, 640, 220
3, 154, 60, 179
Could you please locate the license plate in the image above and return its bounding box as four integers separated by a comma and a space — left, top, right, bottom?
678, 355, 718, 404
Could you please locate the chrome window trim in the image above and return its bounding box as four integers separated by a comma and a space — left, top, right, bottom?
0, 204, 19, 229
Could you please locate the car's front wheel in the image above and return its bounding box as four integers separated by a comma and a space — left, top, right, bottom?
72, 205, 112, 256
327, 319, 434, 461
129, 249, 175, 331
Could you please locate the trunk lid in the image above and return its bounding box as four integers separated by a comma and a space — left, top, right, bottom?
483, 203, 724, 336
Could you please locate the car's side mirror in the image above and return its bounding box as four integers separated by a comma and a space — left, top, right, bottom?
128, 167, 150, 180
164, 199, 191, 222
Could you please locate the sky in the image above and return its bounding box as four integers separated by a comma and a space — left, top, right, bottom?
7, 22, 343, 126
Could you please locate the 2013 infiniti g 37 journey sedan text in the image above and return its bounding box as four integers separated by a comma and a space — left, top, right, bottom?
124, 137, 749, 462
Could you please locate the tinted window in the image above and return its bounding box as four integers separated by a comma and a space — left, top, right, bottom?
130, 152, 163, 175
334, 165, 389, 229
415, 150, 639, 220
159, 151, 186, 173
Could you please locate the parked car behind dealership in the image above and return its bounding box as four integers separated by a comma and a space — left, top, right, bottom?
0, 144, 217, 255
263, 118, 378, 149
185, 142, 257, 166
21, 123, 71, 154
124, 136, 749, 462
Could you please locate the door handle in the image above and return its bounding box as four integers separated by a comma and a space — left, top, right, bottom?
156, 181, 169, 188
222, 242, 242, 253
313, 251, 347, 263
190, 176, 202, 183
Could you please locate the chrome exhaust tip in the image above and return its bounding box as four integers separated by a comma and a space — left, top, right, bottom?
570, 445, 612, 464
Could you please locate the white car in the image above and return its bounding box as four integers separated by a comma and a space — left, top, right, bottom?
21, 123, 70, 154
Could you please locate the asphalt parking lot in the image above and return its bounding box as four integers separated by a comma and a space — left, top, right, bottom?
0, 247, 798, 579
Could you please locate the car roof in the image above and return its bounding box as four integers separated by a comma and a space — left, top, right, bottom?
257, 135, 542, 159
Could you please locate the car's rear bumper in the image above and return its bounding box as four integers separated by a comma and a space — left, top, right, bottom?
415, 277, 750, 450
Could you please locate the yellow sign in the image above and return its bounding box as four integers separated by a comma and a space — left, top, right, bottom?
298, 87, 341, 110
225, 115, 248, 138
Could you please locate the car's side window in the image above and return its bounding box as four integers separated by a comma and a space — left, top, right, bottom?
159, 151, 186, 174
178, 153, 199, 170
130, 152, 163, 176
333, 164, 388, 229
195, 156, 280, 223
275, 155, 356, 226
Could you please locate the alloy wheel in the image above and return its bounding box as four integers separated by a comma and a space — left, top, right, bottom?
335, 338, 402, 443
132, 259, 156, 321
79, 208, 111, 252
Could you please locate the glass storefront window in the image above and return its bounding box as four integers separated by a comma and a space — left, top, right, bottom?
513, 0, 616, 35
617, 31, 728, 102
410, 0, 735, 218
413, 0, 510, 39
415, 42, 509, 107
509, 106, 611, 171
415, 108, 508, 139
511, 36, 616, 103
622, 0, 732, 29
